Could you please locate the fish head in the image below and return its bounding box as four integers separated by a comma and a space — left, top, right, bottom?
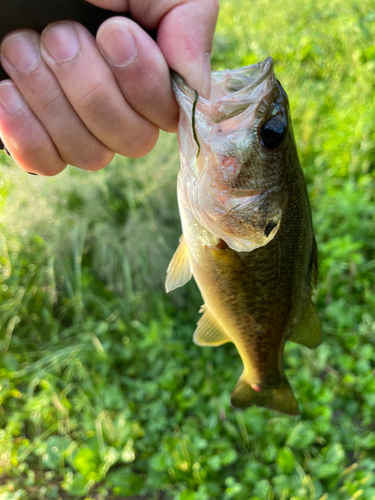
173, 57, 295, 252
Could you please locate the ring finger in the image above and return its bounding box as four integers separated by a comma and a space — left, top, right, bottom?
0, 30, 114, 171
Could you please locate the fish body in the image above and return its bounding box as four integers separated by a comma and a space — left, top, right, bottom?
167, 58, 321, 415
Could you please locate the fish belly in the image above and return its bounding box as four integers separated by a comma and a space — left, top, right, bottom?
179, 189, 314, 415
181, 198, 288, 383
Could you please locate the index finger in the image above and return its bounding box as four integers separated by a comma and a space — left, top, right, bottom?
88, 0, 219, 97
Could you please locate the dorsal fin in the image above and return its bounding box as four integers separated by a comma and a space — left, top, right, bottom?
165, 236, 192, 293
193, 306, 229, 346
289, 299, 322, 348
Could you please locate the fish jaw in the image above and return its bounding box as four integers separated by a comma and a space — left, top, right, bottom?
172, 57, 276, 175
172, 58, 290, 253
172, 57, 275, 126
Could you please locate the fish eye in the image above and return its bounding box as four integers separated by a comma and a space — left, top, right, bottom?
260, 116, 287, 150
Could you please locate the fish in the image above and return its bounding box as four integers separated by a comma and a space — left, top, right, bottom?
166, 57, 322, 415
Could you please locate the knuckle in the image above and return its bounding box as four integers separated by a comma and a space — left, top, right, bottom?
39, 89, 66, 118
22, 133, 50, 156
75, 81, 109, 116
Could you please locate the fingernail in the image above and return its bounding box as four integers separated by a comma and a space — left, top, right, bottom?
201, 53, 211, 99
97, 20, 137, 67
0, 82, 25, 114
0, 136, 11, 156
42, 22, 80, 63
1, 33, 39, 72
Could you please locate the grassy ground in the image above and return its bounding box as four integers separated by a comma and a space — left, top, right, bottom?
1, 0, 375, 498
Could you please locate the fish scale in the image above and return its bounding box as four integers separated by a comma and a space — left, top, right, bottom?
166, 58, 322, 415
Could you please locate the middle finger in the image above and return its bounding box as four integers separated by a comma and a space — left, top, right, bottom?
41, 21, 159, 158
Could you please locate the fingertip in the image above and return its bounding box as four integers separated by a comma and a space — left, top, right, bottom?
127, 126, 159, 158
41, 21, 81, 65
97, 17, 179, 132
0, 83, 67, 176
0, 80, 25, 115
97, 17, 138, 68
157, 0, 219, 96
0, 135, 11, 156
78, 148, 115, 171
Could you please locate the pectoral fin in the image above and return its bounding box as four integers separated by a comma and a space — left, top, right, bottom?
289, 299, 322, 349
165, 236, 192, 293
231, 377, 299, 415
193, 306, 229, 346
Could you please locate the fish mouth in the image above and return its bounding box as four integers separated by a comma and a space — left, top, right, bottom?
171, 72, 198, 102
171, 57, 275, 123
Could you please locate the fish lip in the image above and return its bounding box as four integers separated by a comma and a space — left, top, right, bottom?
210, 57, 274, 102
171, 57, 275, 123
171, 71, 197, 100
171, 57, 273, 98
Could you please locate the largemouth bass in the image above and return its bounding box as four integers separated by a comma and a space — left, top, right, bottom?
166, 58, 321, 415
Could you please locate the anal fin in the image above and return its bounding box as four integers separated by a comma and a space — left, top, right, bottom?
193, 306, 229, 346
289, 299, 322, 349
231, 377, 299, 415
165, 235, 192, 293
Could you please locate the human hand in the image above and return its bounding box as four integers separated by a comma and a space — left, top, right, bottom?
0, 0, 219, 175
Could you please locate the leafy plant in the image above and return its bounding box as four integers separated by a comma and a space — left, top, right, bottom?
0, 0, 374, 498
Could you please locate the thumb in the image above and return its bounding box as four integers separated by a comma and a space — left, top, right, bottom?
156, 0, 219, 98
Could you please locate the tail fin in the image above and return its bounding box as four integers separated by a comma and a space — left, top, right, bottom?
231, 378, 299, 415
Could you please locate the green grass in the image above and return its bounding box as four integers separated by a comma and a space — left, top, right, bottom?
1, 0, 375, 498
